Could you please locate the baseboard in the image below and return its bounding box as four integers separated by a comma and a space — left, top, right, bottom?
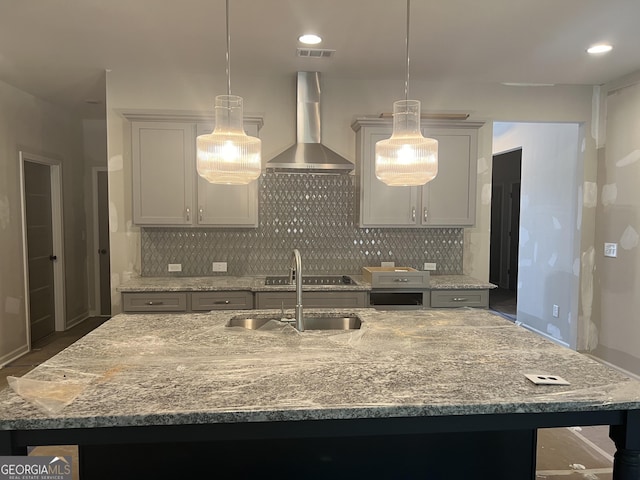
518, 322, 570, 348
65, 312, 90, 330
0, 343, 29, 369
583, 353, 640, 382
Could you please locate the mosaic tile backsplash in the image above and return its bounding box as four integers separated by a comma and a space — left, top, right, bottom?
141, 173, 463, 276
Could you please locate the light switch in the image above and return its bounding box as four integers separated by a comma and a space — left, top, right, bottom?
604, 242, 617, 258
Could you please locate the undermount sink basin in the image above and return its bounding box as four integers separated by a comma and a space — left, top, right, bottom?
226, 314, 362, 331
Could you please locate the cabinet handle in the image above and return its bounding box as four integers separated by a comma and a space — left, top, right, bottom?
214, 300, 230, 304
452, 297, 467, 302
147, 301, 164, 306
411, 207, 416, 222
199, 207, 204, 222
394, 278, 410, 282
185, 207, 191, 221
423, 208, 428, 222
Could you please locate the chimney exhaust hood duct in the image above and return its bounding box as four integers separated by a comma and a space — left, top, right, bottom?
267, 72, 354, 174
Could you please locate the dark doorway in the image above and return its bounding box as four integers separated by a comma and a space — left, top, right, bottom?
489, 149, 522, 319
97, 170, 111, 316
24, 161, 57, 342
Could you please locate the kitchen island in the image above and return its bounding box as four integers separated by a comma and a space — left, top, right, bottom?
1, 308, 639, 479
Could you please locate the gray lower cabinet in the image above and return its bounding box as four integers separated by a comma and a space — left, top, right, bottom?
191, 291, 253, 311
430, 289, 489, 308
122, 292, 188, 312
255, 291, 368, 309
122, 291, 252, 312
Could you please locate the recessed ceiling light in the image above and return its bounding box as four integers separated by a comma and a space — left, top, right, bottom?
298, 34, 322, 45
587, 44, 613, 55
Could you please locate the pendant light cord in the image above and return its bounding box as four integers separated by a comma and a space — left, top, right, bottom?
404, 0, 410, 102
225, 0, 231, 96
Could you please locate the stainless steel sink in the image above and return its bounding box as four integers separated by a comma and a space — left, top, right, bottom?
226, 314, 362, 330
226, 317, 274, 330
304, 316, 362, 330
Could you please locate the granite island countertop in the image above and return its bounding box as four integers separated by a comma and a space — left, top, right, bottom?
1, 308, 639, 431
117, 274, 494, 293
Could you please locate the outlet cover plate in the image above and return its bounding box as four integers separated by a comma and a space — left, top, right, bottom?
524, 373, 570, 386
168, 263, 182, 272
423, 263, 437, 271
212, 262, 228, 272
381, 261, 395, 268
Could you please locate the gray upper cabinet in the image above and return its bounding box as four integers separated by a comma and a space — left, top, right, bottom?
129, 113, 262, 227
132, 121, 195, 225
195, 123, 258, 227
352, 118, 483, 227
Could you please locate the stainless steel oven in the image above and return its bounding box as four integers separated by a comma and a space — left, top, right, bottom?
363, 267, 430, 310
369, 290, 428, 310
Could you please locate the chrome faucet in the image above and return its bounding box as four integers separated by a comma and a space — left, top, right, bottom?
288, 249, 304, 331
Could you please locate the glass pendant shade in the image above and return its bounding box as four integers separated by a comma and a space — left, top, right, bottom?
197, 95, 261, 185
375, 100, 438, 186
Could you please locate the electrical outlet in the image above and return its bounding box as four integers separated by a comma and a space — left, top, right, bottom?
381, 261, 395, 267
552, 304, 559, 318
604, 242, 618, 258
423, 263, 437, 271
168, 263, 182, 272
212, 262, 227, 272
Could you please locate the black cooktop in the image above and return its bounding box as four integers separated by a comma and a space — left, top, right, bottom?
264, 275, 353, 286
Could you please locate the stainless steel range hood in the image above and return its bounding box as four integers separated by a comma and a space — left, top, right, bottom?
267, 72, 354, 174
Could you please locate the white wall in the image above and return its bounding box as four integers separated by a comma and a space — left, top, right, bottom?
106, 69, 597, 330
591, 72, 640, 375
493, 122, 582, 348
0, 80, 87, 366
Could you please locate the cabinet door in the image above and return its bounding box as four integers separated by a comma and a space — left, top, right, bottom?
195, 123, 259, 227
421, 128, 478, 226
358, 128, 419, 227
132, 122, 194, 225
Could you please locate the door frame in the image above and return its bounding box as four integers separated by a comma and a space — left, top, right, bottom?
92, 166, 110, 316
19, 151, 66, 346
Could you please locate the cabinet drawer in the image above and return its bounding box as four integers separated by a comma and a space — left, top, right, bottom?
191, 291, 253, 311
122, 292, 187, 312
430, 290, 489, 308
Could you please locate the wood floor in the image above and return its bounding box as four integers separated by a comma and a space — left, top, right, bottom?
0, 314, 616, 479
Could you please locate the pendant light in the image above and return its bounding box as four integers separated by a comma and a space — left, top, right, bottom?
375, 0, 438, 187
196, 0, 261, 185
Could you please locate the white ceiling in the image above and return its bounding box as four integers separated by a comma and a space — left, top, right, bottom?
2, 0, 639, 119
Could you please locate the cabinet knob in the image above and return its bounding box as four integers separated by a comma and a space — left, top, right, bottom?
423, 208, 428, 222
411, 207, 416, 222
185, 207, 191, 221
199, 207, 204, 222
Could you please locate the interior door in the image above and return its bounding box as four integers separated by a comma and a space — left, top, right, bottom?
24, 161, 56, 342
97, 170, 111, 315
